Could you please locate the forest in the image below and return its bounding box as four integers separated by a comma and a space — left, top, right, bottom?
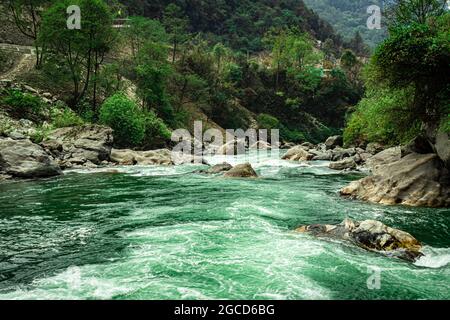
0, 0, 448, 152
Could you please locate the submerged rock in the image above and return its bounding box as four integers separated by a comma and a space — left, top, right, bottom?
199, 162, 233, 174
0, 138, 61, 178
223, 163, 258, 178
341, 153, 449, 207
296, 218, 423, 262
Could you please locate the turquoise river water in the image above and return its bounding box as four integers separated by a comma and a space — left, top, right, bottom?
0, 150, 449, 299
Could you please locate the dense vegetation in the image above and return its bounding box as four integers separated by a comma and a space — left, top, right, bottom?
344, 0, 450, 146
303, 0, 387, 49
2, 0, 448, 150
3, 0, 368, 148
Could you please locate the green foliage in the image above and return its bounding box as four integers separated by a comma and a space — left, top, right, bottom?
1, 89, 44, 119
39, 0, 115, 106
30, 125, 53, 144
344, 87, 420, 146
385, 0, 448, 26
141, 111, 172, 149
99, 93, 145, 147
372, 16, 450, 126
51, 107, 84, 128
257, 113, 280, 129
303, 0, 386, 48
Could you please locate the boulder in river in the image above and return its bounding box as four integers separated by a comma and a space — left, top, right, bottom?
296, 218, 423, 262
0, 138, 61, 178
199, 162, 233, 174
110, 148, 173, 166
324, 135, 343, 150
223, 163, 258, 178
282, 146, 314, 162
341, 153, 449, 207
249, 141, 271, 150
329, 157, 357, 171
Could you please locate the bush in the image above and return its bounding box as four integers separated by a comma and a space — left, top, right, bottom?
257, 113, 280, 129
99, 93, 145, 148
2, 89, 44, 119
141, 111, 172, 149
343, 87, 420, 146
51, 107, 84, 128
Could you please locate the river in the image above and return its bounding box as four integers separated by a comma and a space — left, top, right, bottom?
0, 150, 449, 299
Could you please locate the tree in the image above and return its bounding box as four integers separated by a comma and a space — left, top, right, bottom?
39, 0, 115, 108
123, 16, 167, 58
162, 3, 189, 63
384, 0, 448, 26
373, 16, 450, 129
7, 0, 52, 67
135, 41, 174, 123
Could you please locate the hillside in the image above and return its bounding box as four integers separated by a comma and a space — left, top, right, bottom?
119, 0, 346, 53
303, 0, 387, 48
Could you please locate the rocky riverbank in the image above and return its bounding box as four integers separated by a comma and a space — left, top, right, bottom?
281, 135, 450, 208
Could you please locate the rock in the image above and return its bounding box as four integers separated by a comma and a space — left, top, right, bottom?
172, 152, 209, 165
435, 132, 450, 168
365, 147, 402, 175
0, 174, 13, 181
110, 149, 136, 165
249, 141, 271, 150
216, 140, 246, 155
341, 153, 449, 207
358, 152, 373, 163
296, 218, 423, 262
310, 150, 333, 161
300, 142, 316, 150
324, 135, 343, 150
331, 147, 357, 161
366, 142, 385, 155
281, 142, 296, 150
110, 148, 173, 166
7, 130, 26, 140
199, 162, 233, 174
23, 85, 38, 94
329, 157, 357, 170
42, 92, 52, 99
45, 125, 113, 166
282, 146, 314, 161
0, 138, 62, 178
223, 163, 258, 178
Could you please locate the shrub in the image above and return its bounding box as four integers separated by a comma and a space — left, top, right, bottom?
141, 111, 172, 149
343, 87, 420, 146
257, 113, 280, 129
99, 93, 145, 148
2, 89, 44, 119
52, 107, 84, 128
